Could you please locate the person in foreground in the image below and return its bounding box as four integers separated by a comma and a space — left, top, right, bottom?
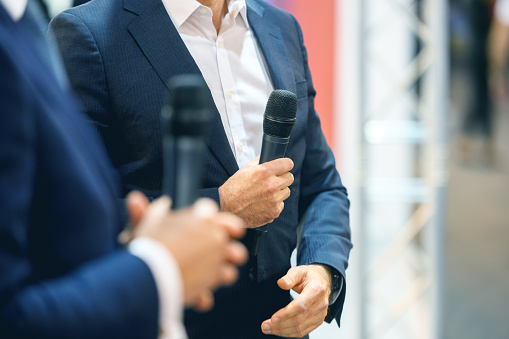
0, 1, 247, 338
50, 0, 353, 338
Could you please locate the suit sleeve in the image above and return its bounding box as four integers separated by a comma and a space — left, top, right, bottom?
0, 36, 159, 339
290, 17, 353, 326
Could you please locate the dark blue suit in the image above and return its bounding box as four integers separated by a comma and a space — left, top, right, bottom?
0, 5, 159, 338
50, 0, 352, 337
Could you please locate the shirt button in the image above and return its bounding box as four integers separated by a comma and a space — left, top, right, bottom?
227, 90, 233, 98
199, 8, 207, 15
238, 142, 244, 150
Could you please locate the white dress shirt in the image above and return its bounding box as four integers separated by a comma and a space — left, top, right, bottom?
162, 0, 274, 168
1, 0, 28, 21
129, 237, 186, 339
1, 2, 186, 337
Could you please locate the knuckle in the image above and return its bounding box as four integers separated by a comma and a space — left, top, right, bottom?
264, 182, 278, 195
263, 210, 276, 223
269, 181, 279, 193
293, 314, 304, 325
278, 202, 284, 214
263, 185, 272, 195
316, 284, 327, 296
269, 208, 280, 220
285, 187, 291, 195
287, 172, 295, 185
295, 301, 306, 313
285, 158, 294, 169
257, 165, 269, 177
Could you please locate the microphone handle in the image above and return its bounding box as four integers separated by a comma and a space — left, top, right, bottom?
247, 134, 291, 256
259, 134, 290, 164
163, 135, 206, 210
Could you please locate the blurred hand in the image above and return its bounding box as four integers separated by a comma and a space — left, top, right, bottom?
489, 70, 507, 101
261, 265, 332, 338
126, 192, 248, 310
218, 155, 294, 228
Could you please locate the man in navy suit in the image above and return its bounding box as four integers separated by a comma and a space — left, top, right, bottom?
50, 0, 352, 338
0, 1, 248, 338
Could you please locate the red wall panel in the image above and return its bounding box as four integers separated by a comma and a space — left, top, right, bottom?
271, 0, 337, 148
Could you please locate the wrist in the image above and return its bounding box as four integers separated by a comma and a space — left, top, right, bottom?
217, 184, 230, 213
311, 264, 342, 305
309, 264, 332, 296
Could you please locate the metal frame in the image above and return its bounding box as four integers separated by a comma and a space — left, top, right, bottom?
357, 0, 448, 338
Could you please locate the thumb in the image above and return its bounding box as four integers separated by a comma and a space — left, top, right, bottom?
247, 154, 261, 167
277, 267, 306, 291
126, 191, 150, 228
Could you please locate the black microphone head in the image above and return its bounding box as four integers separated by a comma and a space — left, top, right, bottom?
162, 75, 211, 137
263, 90, 297, 138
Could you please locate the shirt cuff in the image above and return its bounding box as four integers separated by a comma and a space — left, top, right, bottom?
129, 237, 187, 339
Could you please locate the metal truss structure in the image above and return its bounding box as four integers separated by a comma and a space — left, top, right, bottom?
357, 0, 448, 338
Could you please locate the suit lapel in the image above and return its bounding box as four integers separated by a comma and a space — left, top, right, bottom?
127, 0, 239, 176
246, 1, 296, 95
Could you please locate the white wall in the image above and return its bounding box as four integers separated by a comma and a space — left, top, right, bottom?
45, 0, 72, 17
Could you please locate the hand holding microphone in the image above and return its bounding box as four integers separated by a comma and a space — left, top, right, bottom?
126, 191, 248, 311
218, 90, 297, 229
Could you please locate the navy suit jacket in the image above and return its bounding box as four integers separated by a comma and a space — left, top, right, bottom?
0, 5, 159, 338
50, 0, 352, 335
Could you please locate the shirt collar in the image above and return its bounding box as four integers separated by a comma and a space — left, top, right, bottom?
230, 0, 249, 29
161, 0, 249, 29
1, 0, 27, 21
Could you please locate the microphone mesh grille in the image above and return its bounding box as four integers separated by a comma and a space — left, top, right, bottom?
263, 90, 297, 138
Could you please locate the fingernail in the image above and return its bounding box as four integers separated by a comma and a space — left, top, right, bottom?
262, 324, 271, 333
273, 317, 280, 323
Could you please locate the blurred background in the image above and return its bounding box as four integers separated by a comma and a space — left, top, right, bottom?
41, 0, 509, 338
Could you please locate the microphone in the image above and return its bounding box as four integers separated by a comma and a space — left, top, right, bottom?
259, 90, 298, 164
161, 75, 211, 210
246, 90, 297, 256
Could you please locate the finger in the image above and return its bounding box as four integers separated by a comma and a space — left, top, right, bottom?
277, 171, 294, 189
133, 195, 172, 237
275, 187, 291, 202
126, 191, 150, 227
193, 198, 219, 218
253, 154, 261, 163
224, 241, 248, 265
151, 195, 172, 210
262, 157, 294, 176
142, 195, 172, 226
262, 309, 325, 337
216, 214, 246, 238
267, 288, 319, 327
218, 263, 239, 286
193, 291, 214, 312
277, 267, 306, 291
267, 295, 328, 331
261, 296, 327, 337
244, 154, 260, 167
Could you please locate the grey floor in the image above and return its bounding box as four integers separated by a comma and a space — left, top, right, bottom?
444, 68, 509, 339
